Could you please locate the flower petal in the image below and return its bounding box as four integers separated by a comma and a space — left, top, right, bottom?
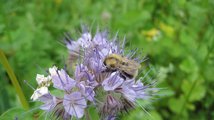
31, 87, 49, 101
39, 94, 57, 111
102, 73, 124, 91
63, 92, 87, 118
51, 69, 76, 91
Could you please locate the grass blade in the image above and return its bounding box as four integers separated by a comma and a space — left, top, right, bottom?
0, 49, 29, 110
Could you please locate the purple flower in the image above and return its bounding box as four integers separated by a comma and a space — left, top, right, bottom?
84, 86, 95, 102
101, 95, 123, 117
39, 93, 57, 111
66, 32, 92, 54
63, 92, 87, 118
77, 81, 95, 102
31, 27, 157, 119
93, 31, 108, 46
102, 72, 124, 91
132, 80, 148, 99
78, 32, 92, 48
118, 80, 137, 102
75, 64, 95, 83
49, 67, 76, 91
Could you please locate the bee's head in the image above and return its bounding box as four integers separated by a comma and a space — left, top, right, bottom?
103, 57, 117, 68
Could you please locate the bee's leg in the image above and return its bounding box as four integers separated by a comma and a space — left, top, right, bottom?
101, 68, 116, 73
101, 68, 110, 73
124, 72, 133, 79
119, 72, 127, 80
121, 71, 133, 80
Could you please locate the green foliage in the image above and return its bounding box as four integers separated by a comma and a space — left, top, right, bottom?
0, 0, 214, 119
0, 50, 29, 109
0, 107, 32, 120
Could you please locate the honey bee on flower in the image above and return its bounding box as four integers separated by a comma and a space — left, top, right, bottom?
103, 53, 141, 80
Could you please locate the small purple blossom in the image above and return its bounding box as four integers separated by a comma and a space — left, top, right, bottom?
102, 72, 124, 91
77, 81, 95, 102
63, 92, 87, 118
31, 26, 158, 119
39, 93, 57, 111
50, 67, 76, 91
101, 95, 123, 117
119, 80, 137, 102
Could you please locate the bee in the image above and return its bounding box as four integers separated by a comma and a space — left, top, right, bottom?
103, 53, 141, 79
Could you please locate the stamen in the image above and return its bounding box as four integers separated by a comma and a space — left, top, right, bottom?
23, 80, 35, 91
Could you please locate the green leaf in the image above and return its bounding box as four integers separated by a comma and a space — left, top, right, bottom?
181, 79, 206, 102
88, 107, 99, 120
204, 64, 214, 82
0, 107, 32, 120
150, 111, 163, 120
168, 96, 184, 114
179, 56, 198, 73
180, 30, 196, 49
197, 44, 208, 62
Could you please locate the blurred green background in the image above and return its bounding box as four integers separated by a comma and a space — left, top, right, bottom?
0, 0, 214, 120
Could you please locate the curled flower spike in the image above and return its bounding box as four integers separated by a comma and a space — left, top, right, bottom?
30, 26, 158, 120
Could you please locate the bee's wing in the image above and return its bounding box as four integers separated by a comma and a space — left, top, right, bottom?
119, 62, 140, 73
127, 60, 141, 68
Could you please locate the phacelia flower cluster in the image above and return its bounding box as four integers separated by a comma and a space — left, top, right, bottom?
31, 27, 157, 120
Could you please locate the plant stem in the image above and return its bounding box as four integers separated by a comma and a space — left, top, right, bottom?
85, 109, 91, 120
0, 49, 29, 110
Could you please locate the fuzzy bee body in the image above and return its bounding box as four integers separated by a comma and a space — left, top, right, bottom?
103, 53, 141, 79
